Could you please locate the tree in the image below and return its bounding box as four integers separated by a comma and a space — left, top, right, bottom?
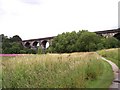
49, 30, 120, 53
1, 34, 36, 54
50, 31, 78, 53
103, 37, 120, 49
37, 47, 43, 54
10, 35, 22, 42
76, 31, 103, 52
114, 33, 120, 41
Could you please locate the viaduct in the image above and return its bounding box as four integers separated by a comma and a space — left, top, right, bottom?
22, 28, 120, 51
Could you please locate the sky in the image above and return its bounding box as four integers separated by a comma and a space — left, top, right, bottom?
0, 0, 119, 40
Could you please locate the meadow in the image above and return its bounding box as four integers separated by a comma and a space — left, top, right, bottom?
0, 56, 1, 88
98, 48, 120, 68
2, 52, 113, 88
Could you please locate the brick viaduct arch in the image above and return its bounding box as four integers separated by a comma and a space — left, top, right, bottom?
22, 36, 54, 53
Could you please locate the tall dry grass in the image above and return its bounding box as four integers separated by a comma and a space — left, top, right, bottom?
2, 52, 113, 88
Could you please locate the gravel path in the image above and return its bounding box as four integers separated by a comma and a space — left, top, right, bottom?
99, 55, 120, 90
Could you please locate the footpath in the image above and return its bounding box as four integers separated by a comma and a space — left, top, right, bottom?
98, 55, 120, 90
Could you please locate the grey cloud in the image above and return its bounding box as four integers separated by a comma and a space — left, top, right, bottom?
20, 0, 41, 5
0, 1, 5, 15
0, 4, 5, 16
0, 9, 4, 15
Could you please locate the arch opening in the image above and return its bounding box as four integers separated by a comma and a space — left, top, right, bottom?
32, 41, 39, 47
46, 42, 49, 48
25, 42, 31, 48
41, 40, 48, 49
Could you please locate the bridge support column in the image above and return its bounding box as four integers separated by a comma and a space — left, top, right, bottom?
30, 41, 37, 50
38, 40, 46, 54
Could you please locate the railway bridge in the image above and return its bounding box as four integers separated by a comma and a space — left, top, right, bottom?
94, 28, 120, 38
22, 28, 120, 52
22, 36, 55, 52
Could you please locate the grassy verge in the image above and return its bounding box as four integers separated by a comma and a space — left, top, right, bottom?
86, 60, 113, 88
2, 52, 113, 88
97, 48, 120, 68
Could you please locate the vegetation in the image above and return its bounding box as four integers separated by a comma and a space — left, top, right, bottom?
48, 30, 120, 53
98, 48, 120, 68
1, 30, 120, 54
114, 33, 120, 40
0, 34, 36, 54
2, 52, 113, 88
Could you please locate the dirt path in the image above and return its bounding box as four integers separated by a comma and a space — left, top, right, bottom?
97, 54, 120, 89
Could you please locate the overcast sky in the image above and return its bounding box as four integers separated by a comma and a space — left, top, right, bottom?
0, 0, 119, 40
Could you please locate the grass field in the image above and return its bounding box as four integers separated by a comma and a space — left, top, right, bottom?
98, 48, 120, 68
2, 52, 113, 88
0, 56, 1, 88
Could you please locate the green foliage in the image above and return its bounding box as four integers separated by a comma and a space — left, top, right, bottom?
24, 48, 36, 54
10, 35, 22, 42
114, 33, 120, 40
104, 37, 120, 48
20, 50, 26, 54
0, 34, 36, 54
50, 30, 120, 53
98, 48, 120, 68
1, 30, 120, 54
86, 60, 113, 88
76, 31, 103, 52
51, 31, 78, 53
37, 47, 43, 54
46, 47, 53, 53
1, 34, 22, 54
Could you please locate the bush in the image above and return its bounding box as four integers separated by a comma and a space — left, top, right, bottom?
104, 37, 120, 48
37, 47, 43, 54
49, 30, 120, 53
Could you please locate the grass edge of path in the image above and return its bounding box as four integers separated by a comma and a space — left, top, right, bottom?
86, 59, 114, 88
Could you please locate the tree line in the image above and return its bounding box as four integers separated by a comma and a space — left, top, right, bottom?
0, 30, 120, 54
0, 34, 36, 54
47, 30, 120, 53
